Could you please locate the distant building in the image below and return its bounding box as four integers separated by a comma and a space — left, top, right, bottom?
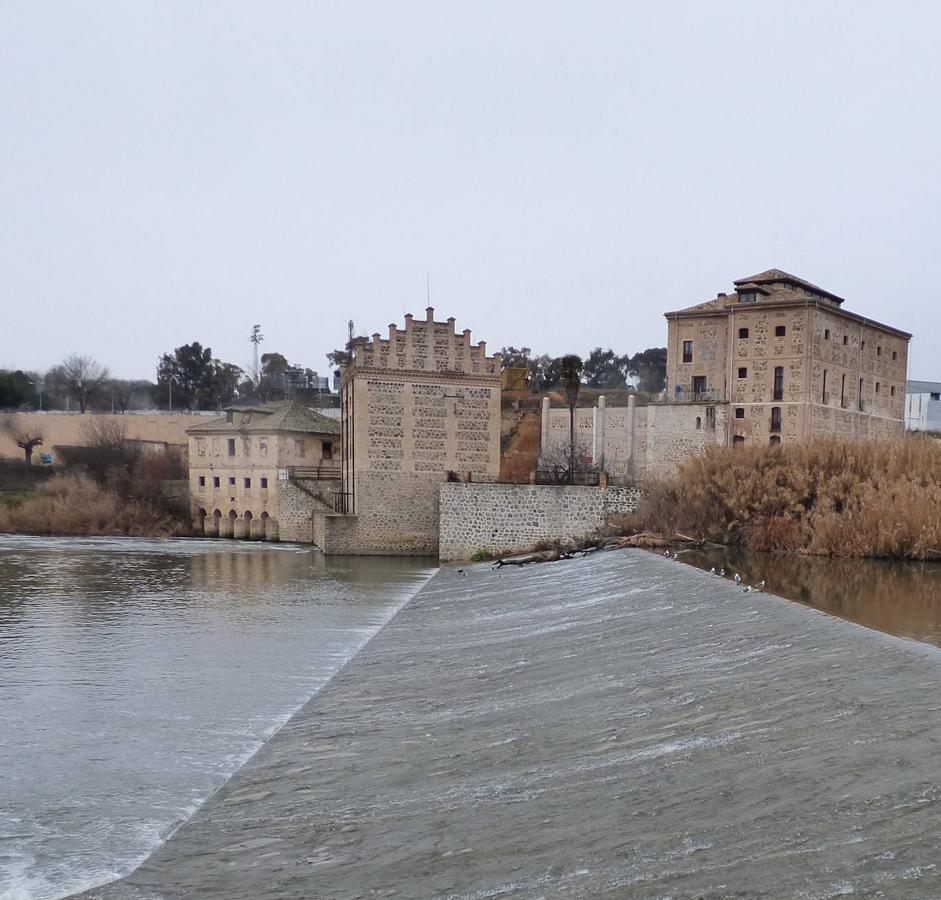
542, 269, 912, 480
905, 381, 941, 433
187, 401, 341, 542
315, 307, 502, 555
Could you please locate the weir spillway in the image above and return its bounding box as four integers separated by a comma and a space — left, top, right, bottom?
78, 551, 941, 898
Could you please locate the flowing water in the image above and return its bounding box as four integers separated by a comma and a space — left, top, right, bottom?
0, 535, 435, 900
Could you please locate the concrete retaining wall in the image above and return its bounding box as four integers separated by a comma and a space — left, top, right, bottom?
438, 482, 641, 561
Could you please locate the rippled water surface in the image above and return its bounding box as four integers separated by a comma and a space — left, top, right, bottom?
0, 535, 435, 900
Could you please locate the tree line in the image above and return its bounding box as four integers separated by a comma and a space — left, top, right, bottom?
499, 345, 667, 394
0, 344, 334, 414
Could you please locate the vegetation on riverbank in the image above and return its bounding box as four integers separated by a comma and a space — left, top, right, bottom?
630, 437, 941, 560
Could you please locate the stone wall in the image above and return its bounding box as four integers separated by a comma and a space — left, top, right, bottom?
438, 482, 641, 562
279, 477, 339, 543
0, 412, 209, 461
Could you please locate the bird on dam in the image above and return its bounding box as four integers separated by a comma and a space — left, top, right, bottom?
734, 573, 742, 583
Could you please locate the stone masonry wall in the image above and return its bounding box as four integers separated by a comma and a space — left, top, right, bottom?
438, 482, 641, 562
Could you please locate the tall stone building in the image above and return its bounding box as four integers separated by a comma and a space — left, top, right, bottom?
541, 269, 911, 480
665, 269, 910, 444
315, 307, 501, 555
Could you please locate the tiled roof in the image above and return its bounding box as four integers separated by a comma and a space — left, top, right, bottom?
733, 268, 845, 304
186, 401, 341, 436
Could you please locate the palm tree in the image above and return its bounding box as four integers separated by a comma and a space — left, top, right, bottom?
559, 354, 583, 484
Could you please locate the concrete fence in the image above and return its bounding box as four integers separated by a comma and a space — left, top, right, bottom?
438, 482, 641, 561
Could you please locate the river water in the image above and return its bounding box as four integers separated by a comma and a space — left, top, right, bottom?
0, 535, 435, 900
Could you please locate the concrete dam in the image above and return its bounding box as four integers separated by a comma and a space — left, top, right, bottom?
76, 551, 941, 898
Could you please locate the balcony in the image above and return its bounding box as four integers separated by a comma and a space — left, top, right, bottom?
654, 388, 727, 404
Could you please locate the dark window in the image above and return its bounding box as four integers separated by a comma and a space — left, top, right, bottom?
738, 367, 748, 379
877, 346, 882, 356
695, 416, 702, 430
322, 442, 333, 460
682, 340, 693, 363
892, 350, 898, 360
228, 476, 236, 486
769, 435, 782, 445
227, 438, 236, 457
733, 435, 746, 445
933, 393, 941, 402
843, 335, 849, 346
244, 477, 251, 488
739, 291, 757, 303
738, 327, 749, 339
841, 374, 846, 407
770, 407, 782, 432
692, 375, 707, 396
773, 367, 784, 401
822, 370, 828, 403
861, 340, 866, 351
824, 329, 831, 340
198, 475, 205, 487
875, 382, 880, 395
213, 476, 220, 488
859, 378, 865, 411
260, 477, 268, 489
891, 386, 896, 397
775, 325, 786, 337
735, 407, 745, 419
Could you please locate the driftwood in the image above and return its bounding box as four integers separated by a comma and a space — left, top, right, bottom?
492, 549, 573, 568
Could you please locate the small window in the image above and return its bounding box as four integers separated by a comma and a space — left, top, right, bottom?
198, 475, 206, 487
891, 386, 896, 397
843, 335, 848, 346
244, 477, 251, 488
738, 327, 749, 339
875, 382, 880, 394
824, 329, 830, 340
739, 291, 757, 303
227, 438, 236, 457
769, 435, 782, 445
861, 340, 866, 350
775, 325, 786, 337
260, 477, 268, 489
735, 407, 745, 419
932, 393, 941, 402
322, 442, 333, 460
695, 416, 702, 431
877, 346, 882, 356
226, 410, 234, 424
213, 476, 220, 488
733, 435, 746, 444
892, 350, 898, 360
738, 367, 748, 379
682, 340, 693, 363
228, 476, 236, 486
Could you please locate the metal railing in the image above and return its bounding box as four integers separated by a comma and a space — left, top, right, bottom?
285, 463, 341, 480
653, 388, 727, 404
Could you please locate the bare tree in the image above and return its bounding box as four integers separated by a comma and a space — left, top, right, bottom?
59, 354, 110, 413
1, 414, 43, 468
539, 435, 596, 484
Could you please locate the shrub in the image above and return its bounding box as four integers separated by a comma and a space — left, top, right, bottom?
470, 548, 492, 562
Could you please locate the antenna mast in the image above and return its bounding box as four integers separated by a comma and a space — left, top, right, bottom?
250, 324, 264, 383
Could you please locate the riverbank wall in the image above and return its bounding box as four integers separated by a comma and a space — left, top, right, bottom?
76, 551, 941, 899
437, 482, 641, 560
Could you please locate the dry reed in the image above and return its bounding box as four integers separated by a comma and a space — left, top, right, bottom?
633, 437, 941, 560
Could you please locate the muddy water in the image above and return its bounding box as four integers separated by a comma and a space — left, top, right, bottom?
678, 545, 941, 648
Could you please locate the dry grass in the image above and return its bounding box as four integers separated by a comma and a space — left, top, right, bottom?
633, 437, 941, 560
0, 474, 188, 537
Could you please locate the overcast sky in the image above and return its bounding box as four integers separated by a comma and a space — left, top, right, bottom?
3, 1, 939, 382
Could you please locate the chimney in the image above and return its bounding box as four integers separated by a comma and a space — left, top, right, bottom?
426, 306, 434, 322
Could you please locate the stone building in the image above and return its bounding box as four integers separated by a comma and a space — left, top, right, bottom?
315, 307, 501, 555
187, 401, 341, 542
542, 269, 910, 479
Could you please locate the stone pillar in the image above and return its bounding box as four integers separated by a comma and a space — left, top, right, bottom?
462, 329, 472, 372
249, 518, 262, 540
626, 395, 636, 479
206, 516, 220, 537
266, 518, 280, 542
541, 396, 550, 456
593, 395, 606, 469
233, 517, 247, 539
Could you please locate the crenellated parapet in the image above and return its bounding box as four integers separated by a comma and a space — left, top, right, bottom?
348, 307, 501, 377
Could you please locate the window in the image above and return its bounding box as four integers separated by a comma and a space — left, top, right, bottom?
260, 477, 268, 489
891, 386, 896, 397
859, 378, 865, 411
841, 374, 846, 407
861, 340, 866, 351
773, 367, 784, 401
705, 406, 716, 430
843, 335, 849, 346
877, 346, 882, 356
226, 411, 234, 424
295, 438, 306, 457
892, 351, 898, 361
739, 291, 757, 303
227, 438, 236, 457
228, 476, 236, 486
213, 476, 220, 488
738, 367, 748, 379
770, 406, 782, 432
733, 435, 746, 445
775, 325, 786, 337
875, 382, 880, 395
735, 407, 745, 419
769, 435, 782, 445
244, 477, 251, 488
824, 329, 831, 340
322, 442, 333, 460
738, 327, 749, 339
198, 475, 206, 487
933, 393, 941, 402
682, 340, 693, 363
695, 416, 702, 431
822, 370, 828, 403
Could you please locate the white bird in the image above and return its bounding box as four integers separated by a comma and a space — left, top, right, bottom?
457, 568, 465, 576
671, 552, 679, 560
719, 568, 726, 577
742, 586, 753, 593
756, 580, 766, 589
734, 573, 742, 583
709, 567, 717, 576
663, 550, 671, 558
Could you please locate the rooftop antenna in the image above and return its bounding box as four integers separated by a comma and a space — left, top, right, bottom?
427, 269, 431, 306
347, 319, 354, 343
250, 323, 264, 383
